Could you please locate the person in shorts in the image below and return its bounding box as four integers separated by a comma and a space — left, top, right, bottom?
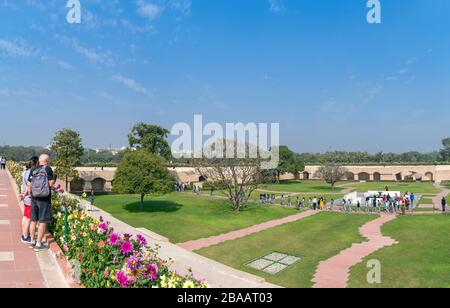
19, 157, 39, 244
27, 154, 55, 252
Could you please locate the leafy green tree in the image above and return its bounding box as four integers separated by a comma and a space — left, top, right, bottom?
50, 129, 84, 190
440, 138, 450, 161
113, 150, 175, 211
273, 146, 305, 182
128, 123, 172, 160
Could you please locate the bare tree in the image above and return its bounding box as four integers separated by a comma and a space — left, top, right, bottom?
194, 140, 269, 212
314, 164, 348, 189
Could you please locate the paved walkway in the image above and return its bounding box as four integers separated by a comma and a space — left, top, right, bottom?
312, 214, 398, 288
178, 210, 319, 251
433, 184, 449, 211
0, 170, 46, 288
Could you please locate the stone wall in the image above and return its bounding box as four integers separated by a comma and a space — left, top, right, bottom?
66, 164, 450, 192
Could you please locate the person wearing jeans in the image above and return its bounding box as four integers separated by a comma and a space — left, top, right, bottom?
26, 154, 55, 252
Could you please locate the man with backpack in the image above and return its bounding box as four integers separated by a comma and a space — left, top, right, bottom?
27, 154, 55, 252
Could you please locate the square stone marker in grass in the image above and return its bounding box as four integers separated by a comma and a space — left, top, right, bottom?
279, 255, 301, 265
247, 259, 274, 271
264, 252, 288, 262
246, 252, 302, 275
263, 263, 288, 275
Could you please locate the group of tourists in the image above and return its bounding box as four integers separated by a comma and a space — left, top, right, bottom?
259, 194, 333, 211
174, 182, 190, 192
342, 192, 416, 214
259, 194, 277, 205
0, 156, 6, 169
18, 154, 55, 252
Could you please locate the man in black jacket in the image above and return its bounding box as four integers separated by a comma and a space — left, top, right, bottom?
442, 197, 447, 212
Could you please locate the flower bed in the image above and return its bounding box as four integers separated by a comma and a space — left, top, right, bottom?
7, 161, 208, 288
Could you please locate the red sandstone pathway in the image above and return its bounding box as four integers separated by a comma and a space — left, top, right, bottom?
178, 210, 319, 251
433, 185, 449, 211
312, 214, 398, 288
0, 170, 46, 288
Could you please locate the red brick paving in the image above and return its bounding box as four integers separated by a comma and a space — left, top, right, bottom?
312, 214, 398, 288
433, 186, 449, 211
178, 210, 319, 251
0, 170, 46, 288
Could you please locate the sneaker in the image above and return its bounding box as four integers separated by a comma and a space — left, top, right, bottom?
29, 241, 36, 249
20, 236, 31, 244
34, 243, 48, 252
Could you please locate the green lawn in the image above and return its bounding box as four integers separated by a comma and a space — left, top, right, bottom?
258, 180, 344, 193
418, 198, 434, 206
349, 215, 450, 288
197, 212, 376, 288
441, 181, 450, 189
346, 181, 439, 194
94, 193, 297, 243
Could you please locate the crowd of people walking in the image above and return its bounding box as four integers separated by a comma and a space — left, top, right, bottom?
341, 192, 417, 214
259, 194, 334, 211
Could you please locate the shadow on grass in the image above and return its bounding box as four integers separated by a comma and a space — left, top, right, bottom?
124, 200, 183, 213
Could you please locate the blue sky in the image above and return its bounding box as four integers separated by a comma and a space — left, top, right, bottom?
0, 0, 449, 153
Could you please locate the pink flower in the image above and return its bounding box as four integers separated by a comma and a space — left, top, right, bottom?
143, 264, 158, 281
108, 233, 120, 246
104, 268, 110, 277
126, 256, 141, 271
63, 243, 69, 252
136, 234, 147, 247
98, 223, 107, 233
116, 271, 129, 288
120, 241, 133, 255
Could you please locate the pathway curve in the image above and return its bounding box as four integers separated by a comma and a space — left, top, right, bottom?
312, 214, 398, 288
432, 183, 449, 210
178, 210, 319, 251
0, 169, 47, 288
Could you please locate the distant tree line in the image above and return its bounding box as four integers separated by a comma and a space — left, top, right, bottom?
3, 137, 450, 166
0, 146, 51, 162
0, 145, 124, 166
81, 149, 124, 165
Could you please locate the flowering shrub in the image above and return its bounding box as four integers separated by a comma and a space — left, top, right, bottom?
7, 161, 208, 289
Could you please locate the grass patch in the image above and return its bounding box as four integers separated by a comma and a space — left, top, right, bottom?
413, 207, 437, 212
441, 181, 450, 189
95, 193, 298, 243
209, 190, 343, 205
418, 198, 434, 206
346, 182, 439, 194
259, 181, 343, 193
197, 212, 376, 288
349, 215, 450, 288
